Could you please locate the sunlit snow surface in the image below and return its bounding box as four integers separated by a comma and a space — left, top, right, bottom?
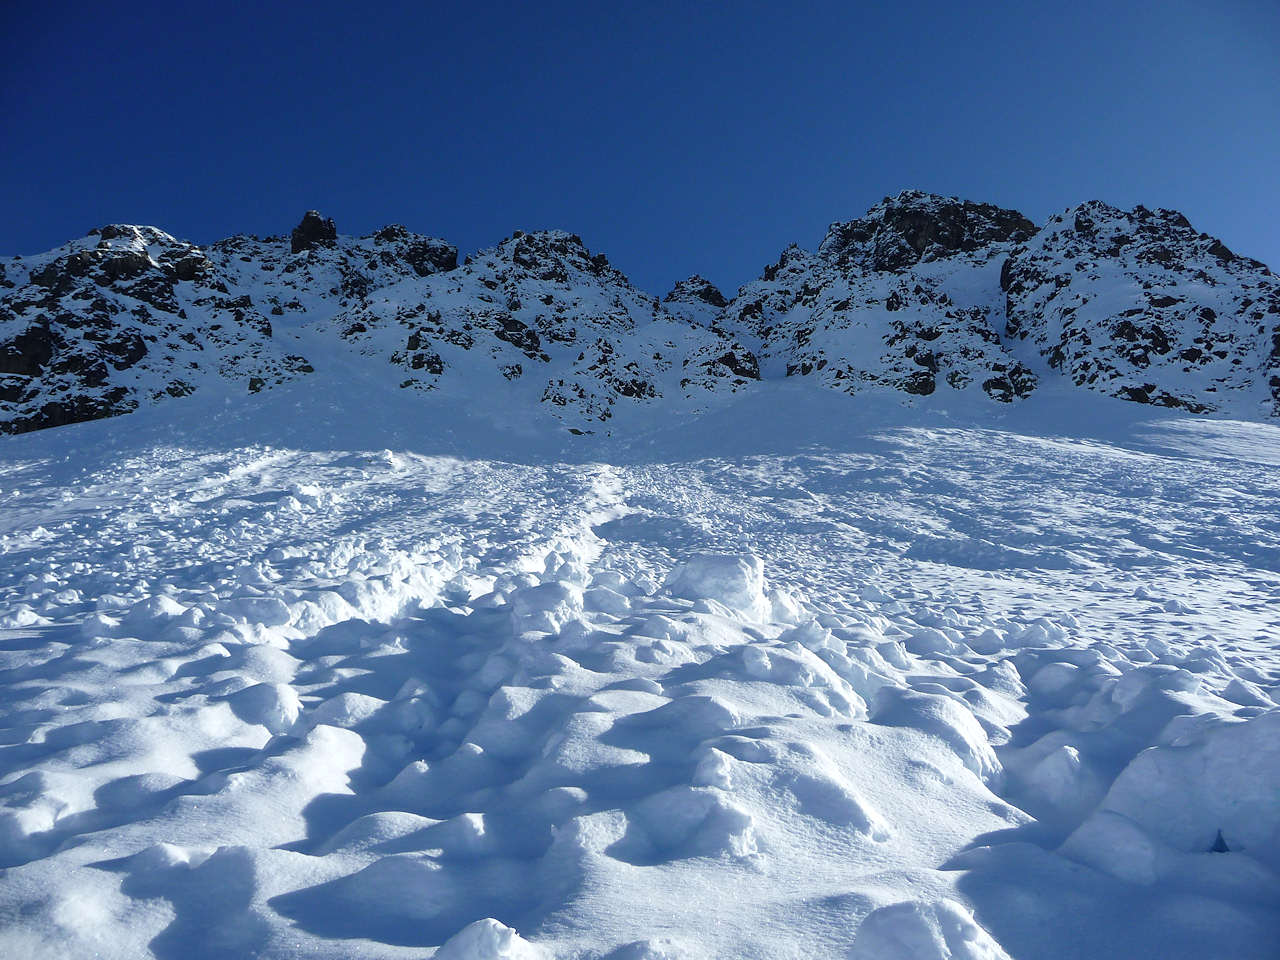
1, 374, 1278, 959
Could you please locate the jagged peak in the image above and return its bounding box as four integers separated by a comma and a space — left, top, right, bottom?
664, 275, 728, 308
89, 223, 186, 248
819, 191, 1036, 272
291, 210, 338, 254
1035, 201, 1272, 274
469, 229, 632, 288
493, 228, 593, 254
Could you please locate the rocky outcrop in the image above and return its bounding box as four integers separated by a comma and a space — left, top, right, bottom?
662, 275, 730, 329
0, 225, 310, 433
1001, 201, 1280, 416
721, 192, 1038, 403
291, 210, 338, 254
665, 275, 728, 309
339, 230, 757, 426
0, 217, 456, 434
818, 190, 1037, 272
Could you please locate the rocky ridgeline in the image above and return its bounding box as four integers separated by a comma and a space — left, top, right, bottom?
0, 216, 459, 433
1000, 202, 1280, 412
336, 229, 758, 426
721, 192, 1041, 402
1, 193, 1276, 434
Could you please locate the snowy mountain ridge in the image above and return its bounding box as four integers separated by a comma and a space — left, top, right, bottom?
2, 190, 1276, 434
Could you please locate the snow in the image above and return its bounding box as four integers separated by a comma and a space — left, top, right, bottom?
0, 366, 1278, 959
850, 899, 1013, 960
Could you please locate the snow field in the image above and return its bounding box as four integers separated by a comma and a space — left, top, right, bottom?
0, 389, 1278, 958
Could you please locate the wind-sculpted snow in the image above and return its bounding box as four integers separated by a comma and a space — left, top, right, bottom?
0, 379, 1277, 958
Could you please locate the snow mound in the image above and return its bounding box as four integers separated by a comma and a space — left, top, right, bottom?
1063, 709, 1280, 876
851, 898, 1012, 960
662, 553, 769, 621
435, 918, 547, 959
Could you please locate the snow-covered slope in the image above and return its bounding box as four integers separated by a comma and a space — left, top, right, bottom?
336, 230, 757, 428
0, 217, 458, 433
0, 375, 1278, 959
1001, 201, 1280, 417
2, 193, 1277, 436
719, 193, 1039, 402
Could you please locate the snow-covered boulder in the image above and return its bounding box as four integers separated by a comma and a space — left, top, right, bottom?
435, 918, 547, 959
1062, 709, 1280, 876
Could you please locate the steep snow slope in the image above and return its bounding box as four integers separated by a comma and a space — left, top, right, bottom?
0, 372, 1277, 959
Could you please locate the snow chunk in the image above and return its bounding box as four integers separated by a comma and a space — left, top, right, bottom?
227, 682, 301, 734
872, 687, 1001, 784
510, 581, 584, 634
1065, 710, 1280, 873
663, 554, 769, 621
436, 918, 547, 959
851, 899, 1012, 960
220, 595, 293, 627
307, 692, 388, 731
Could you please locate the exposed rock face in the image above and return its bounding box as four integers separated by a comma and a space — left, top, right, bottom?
339, 230, 757, 425
819, 190, 1037, 272
665, 275, 729, 308
373, 224, 459, 276
0, 225, 311, 433
662, 275, 730, 329
291, 210, 338, 254
1, 193, 1276, 434
721, 192, 1038, 403
1002, 201, 1280, 415
0, 218, 455, 434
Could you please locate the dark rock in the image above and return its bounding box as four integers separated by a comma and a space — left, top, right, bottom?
1002, 198, 1280, 414
715, 351, 760, 381
820, 191, 1036, 272
664, 275, 728, 308
372, 224, 458, 275
291, 211, 338, 254
170, 253, 211, 282
0, 323, 56, 376
492, 314, 543, 358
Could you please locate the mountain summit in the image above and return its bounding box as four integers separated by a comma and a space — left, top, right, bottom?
2, 193, 1276, 434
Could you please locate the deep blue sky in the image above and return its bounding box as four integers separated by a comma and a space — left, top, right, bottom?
3, 1, 1277, 295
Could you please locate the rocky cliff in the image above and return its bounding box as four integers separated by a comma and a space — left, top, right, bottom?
2, 192, 1275, 434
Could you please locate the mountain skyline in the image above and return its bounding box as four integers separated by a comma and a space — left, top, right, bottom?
3, 188, 1277, 436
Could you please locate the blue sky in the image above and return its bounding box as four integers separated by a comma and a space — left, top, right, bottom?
3, 0, 1277, 295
